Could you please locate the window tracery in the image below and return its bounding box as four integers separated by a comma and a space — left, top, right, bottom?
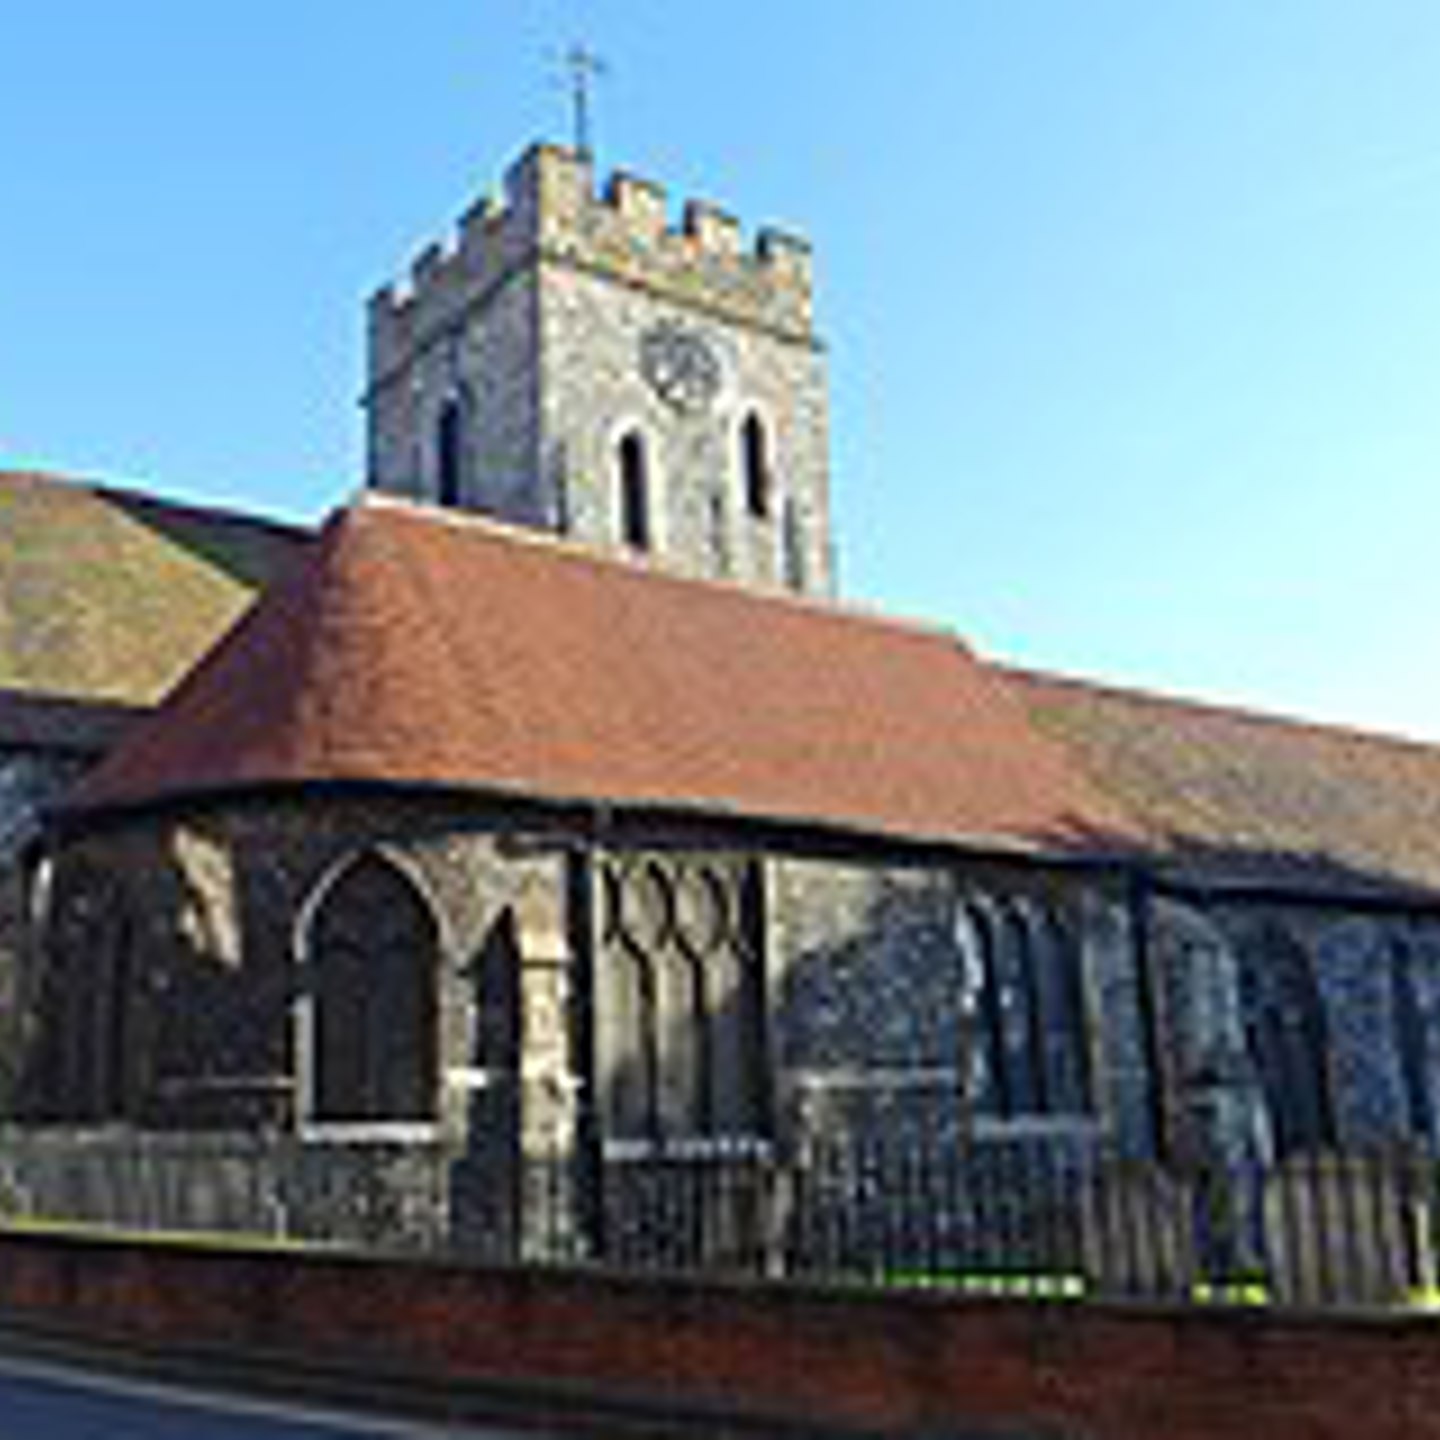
599, 854, 764, 1144
959, 893, 1091, 1120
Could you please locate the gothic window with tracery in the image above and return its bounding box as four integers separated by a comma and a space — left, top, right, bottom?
34, 864, 132, 1121
1239, 924, 1334, 1154
960, 894, 1091, 1119
303, 854, 439, 1124
599, 855, 765, 1143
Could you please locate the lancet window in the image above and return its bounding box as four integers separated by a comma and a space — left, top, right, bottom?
34, 864, 133, 1121
1239, 924, 1334, 1154
958, 894, 1092, 1120
301, 853, 439, 1125
741, 412, 771, 520
436, 394, 467, 508
618, 430, 651, 551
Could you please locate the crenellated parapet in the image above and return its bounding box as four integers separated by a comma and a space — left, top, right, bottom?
368, 144, 815, 381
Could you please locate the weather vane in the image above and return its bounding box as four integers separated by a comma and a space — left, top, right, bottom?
563, 44, 608, 162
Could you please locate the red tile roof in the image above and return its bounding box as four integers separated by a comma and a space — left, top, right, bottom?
73, 498, 1136, 850
1008, 666, 1440, 892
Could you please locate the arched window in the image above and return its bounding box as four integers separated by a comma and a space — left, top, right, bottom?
618, 430, 651, 551
436, 396, 466, 508
741, 413, 771, 519
1239, 924, 1334, 1154
302, 854, 439, 1124
1031, 906, 1091, 1113
31, 864, 132, 1121
962, 894, 1091, 1120
599, 855, 764, 1143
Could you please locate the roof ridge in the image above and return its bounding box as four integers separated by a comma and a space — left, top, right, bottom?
355, 489, 971, 651
1004, 662, 1440, 757
0, 468, 310, 540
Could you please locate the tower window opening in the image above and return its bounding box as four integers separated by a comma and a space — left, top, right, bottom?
741, 413, 771, 519
436, 397, 465, 508
618, 430, 651, 551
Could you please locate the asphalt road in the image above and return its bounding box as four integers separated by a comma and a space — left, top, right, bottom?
0, 1351, 536, 1438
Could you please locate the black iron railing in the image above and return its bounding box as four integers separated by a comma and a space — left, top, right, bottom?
2, 1129, 1437, 1310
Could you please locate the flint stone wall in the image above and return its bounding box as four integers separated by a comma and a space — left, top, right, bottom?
17, 785, 1440, 1272
366, 144, 832, 595
25, 795, 572, 1147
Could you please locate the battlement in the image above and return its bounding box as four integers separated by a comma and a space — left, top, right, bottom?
369, 144, 815, 378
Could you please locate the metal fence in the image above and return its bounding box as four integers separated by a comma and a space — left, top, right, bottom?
2, 1128, 1438, 1311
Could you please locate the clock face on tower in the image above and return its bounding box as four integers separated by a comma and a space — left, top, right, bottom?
638, 321, 722, 413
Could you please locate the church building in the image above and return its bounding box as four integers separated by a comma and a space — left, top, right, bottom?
5, 143, 1440, 1275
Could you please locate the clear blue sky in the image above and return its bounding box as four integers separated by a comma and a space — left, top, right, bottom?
5, 2, 1440, 738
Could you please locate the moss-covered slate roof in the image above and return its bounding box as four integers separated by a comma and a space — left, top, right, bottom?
1008, 666, 1440, 895
0, 471, 306, 707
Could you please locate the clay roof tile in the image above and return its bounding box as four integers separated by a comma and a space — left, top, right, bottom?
74, 498, 1136, 851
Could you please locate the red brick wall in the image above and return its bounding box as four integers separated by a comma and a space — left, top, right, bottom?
2, 1227, 1439, 1438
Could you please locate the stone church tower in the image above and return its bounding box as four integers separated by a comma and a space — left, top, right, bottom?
364, 144, 833, 595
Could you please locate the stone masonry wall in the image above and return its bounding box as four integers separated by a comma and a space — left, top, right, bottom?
365, 144, 832, 594
539, 259, 830, 591
21, 785, 1440, 1272
771, 859, 968, 1146
367, 271, 542, 526
23, 796, 575, 1152
1186, 896, 1440, 1157
769, 858, 1440, 1169
368, 145, 813, 381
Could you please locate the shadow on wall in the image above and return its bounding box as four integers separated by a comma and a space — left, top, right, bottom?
12, 831, 293, 1128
